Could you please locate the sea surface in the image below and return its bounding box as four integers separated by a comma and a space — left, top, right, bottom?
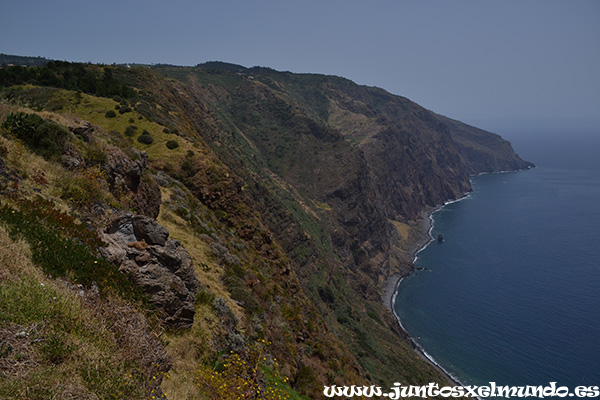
394, 131, 600, 388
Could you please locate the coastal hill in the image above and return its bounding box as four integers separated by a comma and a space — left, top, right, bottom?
0, 55, 532, 399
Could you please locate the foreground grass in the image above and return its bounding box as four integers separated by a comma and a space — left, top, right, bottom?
0, 226, 169, 400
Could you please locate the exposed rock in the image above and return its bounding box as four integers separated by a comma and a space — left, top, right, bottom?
100, 212, 199, 328
104, 147, 161, 218
136, 176, 162, 219
132, 216, 169, 246
105, 147, 145, 192
61, 146, 84, 170
69, 120, 95, 143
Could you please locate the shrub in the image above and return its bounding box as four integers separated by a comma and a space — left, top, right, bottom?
162, 127, 170, 134
137, 133, 153, 145
1, 112, 69, 160
60, 166, 106, 206
195, 340, 291, 400
181, 159, 194, 173
84, 147, 108, 165
118, 106, 132, 114
195, 286, 216, 305
105, 110, 116, 118
166, 140, 179, 150
124, 125, 137, 137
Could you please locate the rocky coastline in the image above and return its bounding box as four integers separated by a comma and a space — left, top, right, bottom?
382, 205, 468, 387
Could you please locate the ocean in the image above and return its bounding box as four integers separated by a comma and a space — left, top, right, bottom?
393, 130, 600, 388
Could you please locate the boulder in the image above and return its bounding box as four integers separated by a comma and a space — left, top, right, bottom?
100, 212, 199, 328
69, 120, 95, 143
104, 147, 161, 219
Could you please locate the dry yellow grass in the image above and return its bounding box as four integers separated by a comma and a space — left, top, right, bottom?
0, 226, 40, 281
157, 186, 244, 319
389, 219, 410, 242
160, 303, 222, 400
156, 186, 257, 399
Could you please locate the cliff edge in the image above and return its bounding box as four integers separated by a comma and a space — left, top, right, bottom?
0, 58, 532, 398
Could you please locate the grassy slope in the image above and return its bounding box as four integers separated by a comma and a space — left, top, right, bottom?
0, 84, 358, 399
149, 67, 454, 387
0, 226, 169, 400
0, 63, 471, 398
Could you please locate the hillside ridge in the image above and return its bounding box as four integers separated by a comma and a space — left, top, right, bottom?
0, 57, 532, 399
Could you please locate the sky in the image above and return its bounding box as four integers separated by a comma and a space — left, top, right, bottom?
1, 0, 599, 135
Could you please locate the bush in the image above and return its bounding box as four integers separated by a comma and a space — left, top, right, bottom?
165, 140, 179, 150
84, 147, 108, 165
137, 133, 153, 145
124, 125, 137, 137
60, 166, 106, 206
105, 110, 116, 118
1, 112, 69, 160
195, 340, 291, 400
118, 106, 132, 114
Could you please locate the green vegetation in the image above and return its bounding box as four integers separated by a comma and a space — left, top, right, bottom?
137, 131, 154, 144
124, 125, 137, 136
0, 61, 135, 98
0, 234, 167, 400
166, 139, 179, 149
194, 340, 301, 400
1, 111, 69, 159
0, 58, 520, 398
0, 197, 144, 301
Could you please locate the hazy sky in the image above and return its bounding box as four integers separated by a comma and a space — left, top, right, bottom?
1, 0, 599, 131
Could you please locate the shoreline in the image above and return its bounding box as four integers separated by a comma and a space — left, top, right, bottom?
383, 193, 473, 387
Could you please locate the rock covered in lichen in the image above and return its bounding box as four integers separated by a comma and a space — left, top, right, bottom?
100, 212, 198, 328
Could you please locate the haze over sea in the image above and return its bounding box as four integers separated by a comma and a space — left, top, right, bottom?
394, 124, 600, 388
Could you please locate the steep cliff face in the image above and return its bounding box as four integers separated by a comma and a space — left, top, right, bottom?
0, 60, 532, 397
438, 114, 534, 173
138, 64, 533, 383
159, 67, 531, 287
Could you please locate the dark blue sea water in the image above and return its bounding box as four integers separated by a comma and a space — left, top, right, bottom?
394, 133, 600, 388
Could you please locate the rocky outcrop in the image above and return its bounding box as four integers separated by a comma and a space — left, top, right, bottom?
65, 120, 162, 218
69, 120, 95, 143
100, 213, 199, 328
61, 145, 84, 170
104, 147, 162, 219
